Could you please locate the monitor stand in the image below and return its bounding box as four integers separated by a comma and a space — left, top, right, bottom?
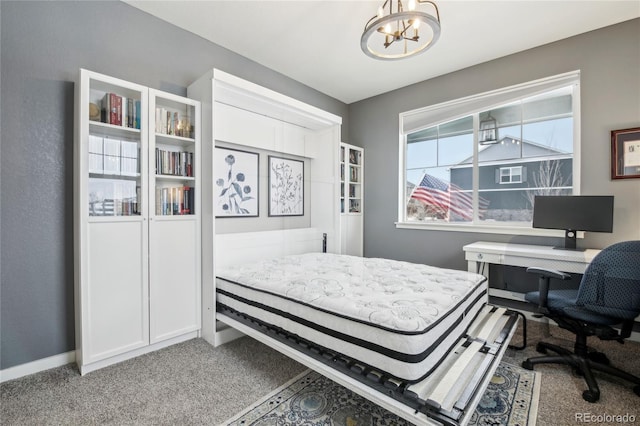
553, 230, 584, 251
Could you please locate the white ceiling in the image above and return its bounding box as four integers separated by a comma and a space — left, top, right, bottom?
124, 1, 640, 104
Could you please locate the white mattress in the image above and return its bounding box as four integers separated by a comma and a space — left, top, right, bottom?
216, 253, 488, 382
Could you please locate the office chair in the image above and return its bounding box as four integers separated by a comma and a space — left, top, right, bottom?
522, 240, 640, 403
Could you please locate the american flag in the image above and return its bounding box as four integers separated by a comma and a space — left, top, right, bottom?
410, 173, 488, 221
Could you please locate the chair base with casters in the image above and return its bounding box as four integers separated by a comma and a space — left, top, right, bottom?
521, 318, 640, 402
522, 260, 640, 403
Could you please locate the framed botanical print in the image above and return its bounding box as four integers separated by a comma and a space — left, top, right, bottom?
214, 147, 259, 217
268, 156, 304, 216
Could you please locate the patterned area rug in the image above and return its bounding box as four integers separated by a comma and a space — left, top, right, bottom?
223, 362, 540, 426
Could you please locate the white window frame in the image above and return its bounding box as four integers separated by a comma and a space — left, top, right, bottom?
397, 71, 581, 236
499, 166, 523, 184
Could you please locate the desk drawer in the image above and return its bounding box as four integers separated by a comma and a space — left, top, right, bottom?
503, 255, 586, 273
466, 252, 503, 264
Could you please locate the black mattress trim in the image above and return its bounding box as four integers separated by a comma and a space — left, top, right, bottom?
215, 274, 488, 336
217, 288, 487, 364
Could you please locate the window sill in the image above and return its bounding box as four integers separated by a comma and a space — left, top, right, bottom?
395, 221, 575, 238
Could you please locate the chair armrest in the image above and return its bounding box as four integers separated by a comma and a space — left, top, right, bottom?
526, 267, 571, 314
526, 267, 572, 281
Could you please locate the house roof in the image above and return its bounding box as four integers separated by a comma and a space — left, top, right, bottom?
457, 135, 568, 165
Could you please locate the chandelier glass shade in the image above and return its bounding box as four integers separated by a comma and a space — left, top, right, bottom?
361, 0, 441, 60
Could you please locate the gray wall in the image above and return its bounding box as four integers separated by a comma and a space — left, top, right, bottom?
349, 19, 640, 269
0, 1, 348, 369
1, 1, 638, 371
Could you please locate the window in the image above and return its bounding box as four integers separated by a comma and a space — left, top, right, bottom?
499, 166, 523, 184
399, 72, 580, 233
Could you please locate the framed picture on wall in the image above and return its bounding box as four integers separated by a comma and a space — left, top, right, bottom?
611, 127, 640, 179
214, 146, 259, 217
268, 156, 304, 216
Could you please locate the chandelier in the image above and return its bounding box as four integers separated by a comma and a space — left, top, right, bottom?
361, 0, 441, 60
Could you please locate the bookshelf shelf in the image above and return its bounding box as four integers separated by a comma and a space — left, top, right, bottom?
89, 121, 141, 137
152, 215, 196, 222
155, 174, 196, 181
87, 215, 145, 223
88, 172, 141, 179
75, 69, 201, 375
155, 133, 196, 148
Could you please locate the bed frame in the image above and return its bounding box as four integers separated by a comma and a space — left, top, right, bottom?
212, 228, 519, 426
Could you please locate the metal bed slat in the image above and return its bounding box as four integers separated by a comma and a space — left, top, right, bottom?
425, 341, 483, 409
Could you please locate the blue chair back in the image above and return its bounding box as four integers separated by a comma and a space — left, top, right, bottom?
575, 241, 640, 320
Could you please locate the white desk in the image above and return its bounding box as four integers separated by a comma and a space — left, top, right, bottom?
463, 241, 601, 301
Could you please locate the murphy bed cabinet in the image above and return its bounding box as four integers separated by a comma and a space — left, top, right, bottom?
74, 69, 201, 374
187, 69, 343, 347
340, 143, 364, 256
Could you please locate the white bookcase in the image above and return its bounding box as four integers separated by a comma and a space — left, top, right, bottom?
340, 143, 364, 256
74, 69, 201, 374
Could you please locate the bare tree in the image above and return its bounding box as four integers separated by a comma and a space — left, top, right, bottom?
525, 159, 571, 208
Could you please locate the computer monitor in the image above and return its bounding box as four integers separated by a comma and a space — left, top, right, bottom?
532, 195, 614, 250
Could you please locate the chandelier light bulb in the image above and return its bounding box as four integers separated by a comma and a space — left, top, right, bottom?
408, 0, 416, 11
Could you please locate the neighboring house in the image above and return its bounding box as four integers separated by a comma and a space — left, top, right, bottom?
450, 136, 572, 220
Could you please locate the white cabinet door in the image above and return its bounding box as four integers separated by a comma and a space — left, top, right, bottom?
149, 219, 200, 343
85, 221, 149, 362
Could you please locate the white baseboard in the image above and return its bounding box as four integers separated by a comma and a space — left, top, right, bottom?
78, 331, 198, 375
1, 332, 204, 382
0, 351, 76, 383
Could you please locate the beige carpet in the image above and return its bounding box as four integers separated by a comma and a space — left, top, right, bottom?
503, 319, 640, 425
1, 319, 639, 425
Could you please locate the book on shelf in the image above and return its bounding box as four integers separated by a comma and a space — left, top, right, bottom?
99, 92, 140, 129
155, 107, 193, 138
122, 97, 127, 127
349, 149, 360, 165
89, 137, 139, 177
88, 135, 104, 174
350, 166, 358, 182
134, 100, 141, 129
155, 148, 194, 177
120, 140, 139, 177
127, 98, 134, 128
88, 178, 139, 216
103, 137, 120, 175
155, 186, 195, 216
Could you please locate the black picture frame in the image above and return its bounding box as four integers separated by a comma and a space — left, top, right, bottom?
268, 156, 304, 216
214, 146, 259, 217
